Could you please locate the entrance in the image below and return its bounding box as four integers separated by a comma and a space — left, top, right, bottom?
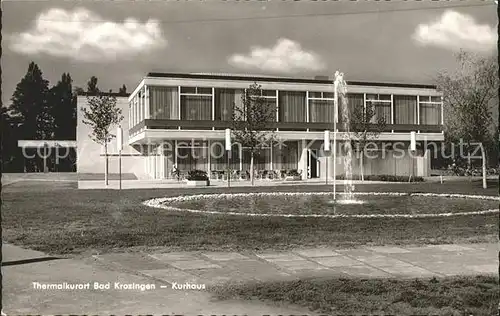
307, 149, 319, 178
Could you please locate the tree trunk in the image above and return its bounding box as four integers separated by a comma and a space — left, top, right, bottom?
480, 143, 487, 189
467, 142, 472, 182
250, 152, 254, 186
360, 150, 364, 182
104, 141, 109, 186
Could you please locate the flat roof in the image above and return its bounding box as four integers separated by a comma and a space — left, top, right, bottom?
76, 92, 131, 97
146, 72, 438, 90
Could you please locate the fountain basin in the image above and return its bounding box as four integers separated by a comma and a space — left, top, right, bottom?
144, 192, 499, 218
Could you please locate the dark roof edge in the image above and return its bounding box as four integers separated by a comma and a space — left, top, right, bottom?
146, 72, 437, 90
77, 92, 131, 97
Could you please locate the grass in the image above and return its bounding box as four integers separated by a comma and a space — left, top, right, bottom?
1, 180, 498, 255
175, 193, 499, 216
212, 275, 499, 316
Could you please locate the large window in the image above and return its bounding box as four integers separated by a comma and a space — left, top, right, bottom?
149, 86, 179, 119
344, 93, 364, 125
278, 91, 306, 122
308, 91, 334, 123
180, 87, 212, 120
419, 96, 442, 125
214, 88, 244, 121
251, 89, 277, 122
393, 95, 417, 124
366, 94, 391, 124
272, 141, 299, 170
176, 141, 209, 171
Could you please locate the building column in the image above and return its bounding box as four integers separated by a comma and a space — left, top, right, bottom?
298, 140, 308, 180
144, 85, 150, 119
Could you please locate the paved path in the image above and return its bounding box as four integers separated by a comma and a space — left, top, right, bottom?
2, 244, 316, 315
93, 243, 498, 286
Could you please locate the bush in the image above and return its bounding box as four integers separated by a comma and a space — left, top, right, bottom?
286, 169, 301, 177
186, 169, 208, 181
335, 174, 424, 182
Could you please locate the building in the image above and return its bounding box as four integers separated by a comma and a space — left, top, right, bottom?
77, 72, 444, 180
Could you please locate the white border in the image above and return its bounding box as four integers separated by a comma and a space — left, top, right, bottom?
143, 192, 500, 219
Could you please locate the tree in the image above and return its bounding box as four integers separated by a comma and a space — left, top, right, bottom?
9, 62, 51, 171
87, 76, 99, 93
118, 84, 127, 96
232, 83, 276, 185
1, 107, 24, 172
49, 73, 77, 140
436, 50, 498, 189
348, 100, 386, 181
81, 93, 123, 185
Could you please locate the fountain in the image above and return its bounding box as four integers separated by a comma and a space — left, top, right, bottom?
332, 71, 363, 205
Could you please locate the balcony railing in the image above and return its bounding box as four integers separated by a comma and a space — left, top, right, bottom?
129, 119, 443, 135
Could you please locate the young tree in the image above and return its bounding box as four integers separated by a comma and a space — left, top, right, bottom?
232, 83, 276, 185
436, 50, 497, 189
348, 100, 386, 181
81, 93, 123, 185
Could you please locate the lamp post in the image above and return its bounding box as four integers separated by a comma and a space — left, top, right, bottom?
409, 131, 416, 183
117, 126, 123, 190
333, 72, 340, 201
324, 130, 330, 185
225, 128, 231, 188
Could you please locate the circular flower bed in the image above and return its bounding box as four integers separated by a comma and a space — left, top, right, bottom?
143, 192, 500, 219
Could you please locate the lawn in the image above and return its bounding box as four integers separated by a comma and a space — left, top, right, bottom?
1, 180, 498, 255
212, 275, 499, 316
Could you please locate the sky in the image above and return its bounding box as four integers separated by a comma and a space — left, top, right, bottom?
1, 0, 497, 107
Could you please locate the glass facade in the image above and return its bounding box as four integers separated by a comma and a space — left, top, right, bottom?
128, 83, 444, 131
278, 91, 306, 122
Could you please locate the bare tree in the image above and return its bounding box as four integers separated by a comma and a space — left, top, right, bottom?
232, 83, 276, 185
436, 50, 497, 189
349, 100, 386, 181
81, 93, 123, 185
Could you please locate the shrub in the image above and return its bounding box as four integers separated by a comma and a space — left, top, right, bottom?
186, 169, 208, 181
335, 174, 424, 182
287, 169, 301, 177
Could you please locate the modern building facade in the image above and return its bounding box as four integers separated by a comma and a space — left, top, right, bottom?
77, 72, 444, 180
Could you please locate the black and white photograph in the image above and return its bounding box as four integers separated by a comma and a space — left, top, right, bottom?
1, 0, 498, 314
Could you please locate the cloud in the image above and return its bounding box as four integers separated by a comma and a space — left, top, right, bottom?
228, 38, 325, 73
8, 7, 166, 62
413, 10, 496, 52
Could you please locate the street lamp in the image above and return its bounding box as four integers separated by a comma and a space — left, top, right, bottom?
225, 128, 231, 188
324, 130, 330, 185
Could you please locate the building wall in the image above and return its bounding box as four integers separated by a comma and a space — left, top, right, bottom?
76, 96, 149, 179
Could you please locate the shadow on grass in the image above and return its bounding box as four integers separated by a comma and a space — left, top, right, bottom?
2, 256, 62, 266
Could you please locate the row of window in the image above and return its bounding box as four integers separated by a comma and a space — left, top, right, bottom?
129, 86, 443, 128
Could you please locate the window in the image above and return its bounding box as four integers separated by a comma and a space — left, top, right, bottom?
344, 93, 364, 125
419, 95, 442, 125
214, 88, 244, 121
393, 95, 417, 124
149, 86, 179, 120
180, 87, 213, 120
309, 99, 334, 123
308, 91, 335, 123
366, 94, 391, 124
309, 91, 334, 99
278, 91, 306, 122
